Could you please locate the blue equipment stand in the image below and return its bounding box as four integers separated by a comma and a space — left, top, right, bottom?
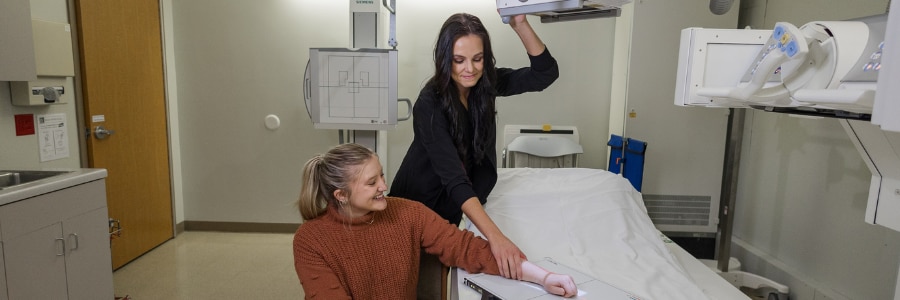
607, 134, 648, 191
607, 135, 625, 175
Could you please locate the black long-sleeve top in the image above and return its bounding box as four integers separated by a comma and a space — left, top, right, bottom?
390, 48, 559, 225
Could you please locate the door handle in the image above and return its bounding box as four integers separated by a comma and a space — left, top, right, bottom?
55, 238, 66, 256
69, 233, 80, 251
93, 126, 116, 139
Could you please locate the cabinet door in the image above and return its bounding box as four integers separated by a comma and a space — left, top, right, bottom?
63, 207, 114, 300
0, 243, 8, 300
4, 223, 68, 300
0, 0, 37, 81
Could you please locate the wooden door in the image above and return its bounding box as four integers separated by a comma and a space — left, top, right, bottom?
74, 0, 174, 269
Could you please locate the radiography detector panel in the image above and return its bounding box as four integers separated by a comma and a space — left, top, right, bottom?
674, 28, 773, 107
308, 48, 398, 130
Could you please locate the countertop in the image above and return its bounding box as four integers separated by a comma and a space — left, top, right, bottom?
0, 168, 108, 206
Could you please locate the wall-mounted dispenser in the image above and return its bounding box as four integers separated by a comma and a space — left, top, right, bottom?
10, 19, 75, 106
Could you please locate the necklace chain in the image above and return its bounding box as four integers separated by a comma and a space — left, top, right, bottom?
338, 202, 376, 226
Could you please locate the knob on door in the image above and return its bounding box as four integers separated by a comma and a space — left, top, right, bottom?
93, 125, 115, 139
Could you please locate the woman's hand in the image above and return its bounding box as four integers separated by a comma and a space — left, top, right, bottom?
507, 14, 529, 29
488, 234, 527, 279
520, 261, 577, 297
461, 198, 528, 279
541, 272, 578, 298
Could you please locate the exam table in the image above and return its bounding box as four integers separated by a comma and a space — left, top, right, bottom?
450, 168, 748, 300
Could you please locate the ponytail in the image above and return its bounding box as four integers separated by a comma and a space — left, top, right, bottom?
298, 155, 327, 221
296, 144, 377, 221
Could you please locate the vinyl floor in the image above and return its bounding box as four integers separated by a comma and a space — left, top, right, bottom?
113, 231, 303, 299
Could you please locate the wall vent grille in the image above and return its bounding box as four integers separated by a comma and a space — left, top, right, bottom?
642, 194, 712, 227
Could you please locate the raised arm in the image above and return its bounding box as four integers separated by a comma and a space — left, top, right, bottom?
508, 14, 545, 56
494, 15, 558, 97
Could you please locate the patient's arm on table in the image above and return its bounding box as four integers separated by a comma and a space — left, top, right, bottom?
521, 261, 577, 298
432, 200, 573, 297
461, 197, 526, 280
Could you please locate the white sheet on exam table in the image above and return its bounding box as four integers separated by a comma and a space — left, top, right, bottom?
454, 168, 745, 300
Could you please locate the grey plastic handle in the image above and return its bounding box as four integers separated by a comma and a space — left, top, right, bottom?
382, 0, 395, 14
398, 98, 412, 121
304, 60, 311, 101
69, 233, 79, 250
55, 238, 65, 256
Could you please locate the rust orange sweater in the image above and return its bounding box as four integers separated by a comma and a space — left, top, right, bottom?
293, 197, 500, 299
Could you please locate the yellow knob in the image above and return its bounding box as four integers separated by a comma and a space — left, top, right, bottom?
780, 33, 791, 46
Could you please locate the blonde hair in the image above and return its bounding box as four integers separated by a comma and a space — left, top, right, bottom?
298, 143, 376, 221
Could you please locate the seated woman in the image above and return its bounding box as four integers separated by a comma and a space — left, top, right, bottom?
293, 143, 576, 299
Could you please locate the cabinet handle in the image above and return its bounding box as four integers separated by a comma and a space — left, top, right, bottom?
69, 233, 80, 251
55, 238, 65, 256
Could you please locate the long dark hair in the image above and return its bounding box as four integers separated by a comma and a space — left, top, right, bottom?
429, 13, 497, 164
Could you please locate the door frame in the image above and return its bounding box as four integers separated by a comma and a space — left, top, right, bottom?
68, 0, 181, 237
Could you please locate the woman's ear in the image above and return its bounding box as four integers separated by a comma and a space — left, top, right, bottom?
333, 189, 346, 204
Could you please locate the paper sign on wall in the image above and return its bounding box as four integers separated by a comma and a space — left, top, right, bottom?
37, 113, 69, 162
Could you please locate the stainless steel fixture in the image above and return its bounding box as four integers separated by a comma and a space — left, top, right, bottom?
0, 170, 72, 190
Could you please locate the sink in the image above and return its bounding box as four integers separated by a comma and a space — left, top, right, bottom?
0, 170, 73, 190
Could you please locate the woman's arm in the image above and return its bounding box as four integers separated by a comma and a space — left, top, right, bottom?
293, 234, 352, 299
521, 261, 578, 297
508, 14, 545, 56
417, 200, 576, 297
494, 15, 559, 97
461, 197, 527, 280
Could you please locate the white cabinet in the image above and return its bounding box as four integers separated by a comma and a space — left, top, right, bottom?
4, 223, 69, 299
63, 208, 114, 299
0, 0, 37, 81
0, 179, 113, 300
0, 243, 7, 300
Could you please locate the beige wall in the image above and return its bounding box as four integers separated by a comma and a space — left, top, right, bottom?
0, 0, 79, 170
170, 0, 617, 223
732, 1, 900, 299
620, 0, 740, 236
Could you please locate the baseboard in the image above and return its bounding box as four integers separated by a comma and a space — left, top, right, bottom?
731, 237, 849, 300
182, 221, 300, 233
175, 221, 185, 235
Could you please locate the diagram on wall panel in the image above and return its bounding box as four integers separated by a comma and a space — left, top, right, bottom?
308, 48, 398, 130
322, 54, 385, 119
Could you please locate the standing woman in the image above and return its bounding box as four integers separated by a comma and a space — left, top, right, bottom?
390, 12, 559, 283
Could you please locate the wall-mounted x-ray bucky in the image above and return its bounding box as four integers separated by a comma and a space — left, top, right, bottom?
303, 0, 411, 155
